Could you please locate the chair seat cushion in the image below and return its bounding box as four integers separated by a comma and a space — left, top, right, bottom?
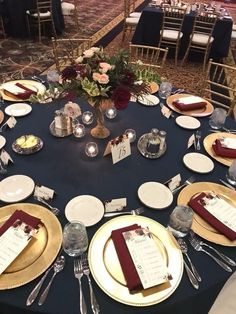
161, 29, 183, 41
130, 12, 142, 18
125, 17, 140, 25
191, 33, 214, 45
61, 2, 75, 15
231, 31, 236, 39
26, 10, 51, 18
233, 24, 236, 31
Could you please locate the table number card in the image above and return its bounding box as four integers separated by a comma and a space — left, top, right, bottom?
34, 184, 55, 200
123, 228, 170, 289
104, 134, 131, 164
6, 116, 17, 129
0, 149, 13, 165
0, 220, 37, 274
188, 134, 196, 149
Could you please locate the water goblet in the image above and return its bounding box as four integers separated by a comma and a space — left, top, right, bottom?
158, 82, 172, 99
62, 221, 88, 257
167, 205, 194, 238
209, 108, 227, 130
226, 160, 236, 186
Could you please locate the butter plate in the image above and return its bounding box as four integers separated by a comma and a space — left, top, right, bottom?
183, 153, 214, 173
5, 103, 32, 117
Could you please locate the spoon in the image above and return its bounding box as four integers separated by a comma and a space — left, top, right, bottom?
38, 256, 65, 305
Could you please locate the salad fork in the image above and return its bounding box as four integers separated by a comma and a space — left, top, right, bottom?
34, 196, 60, 216
172, 176, 196, 194
195, 130, 201, 151
74, 259, 87, 314
81, 253, 100, 314
104, 207, 144, 217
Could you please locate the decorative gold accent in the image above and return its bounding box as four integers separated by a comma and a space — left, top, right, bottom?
88, 215, 183, 306
0, 203, 62, 289
203, 132, 236, 166
91, 100, 113, 139
177, 182, 236, 246
166, 93, 214, 117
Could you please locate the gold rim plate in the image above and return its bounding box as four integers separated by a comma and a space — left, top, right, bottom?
166, 94, 214, 117
203, 132, 236, 166
0, 80, 46, 102
0, 203, 62, 289
177, 182, 236, 246
88, 215, 183, 306
0, 110, 4, 125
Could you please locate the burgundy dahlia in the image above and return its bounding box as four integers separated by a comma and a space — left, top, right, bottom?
111, 86, 131, 110
61, 66, 77, 80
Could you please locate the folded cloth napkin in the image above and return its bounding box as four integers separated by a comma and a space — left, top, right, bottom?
212, 139, 236, 158
4, 83, 37, 100
111, 224, 143, 292
0, 210, 41, 236
188, 192, 236, 240
173, 96, 207, 111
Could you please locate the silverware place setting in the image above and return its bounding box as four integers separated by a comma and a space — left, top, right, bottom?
219, 179, 236, 190
74, 259, 88, 314
195, 130, 201, 151
171, 176, 196, 195
34, 195, 60, 216
104, 207, 144, 217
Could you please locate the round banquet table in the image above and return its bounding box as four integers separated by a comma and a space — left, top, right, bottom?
0, 88, 236, 314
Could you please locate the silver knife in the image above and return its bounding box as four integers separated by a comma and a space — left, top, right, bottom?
219, 179, 235, 190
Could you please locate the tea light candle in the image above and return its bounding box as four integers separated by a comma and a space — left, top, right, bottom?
105, 107, 117, 119
73, 123, 85, 138
85, 142, 98, 157
82, 111, 93, 125
124, 129, 136, 143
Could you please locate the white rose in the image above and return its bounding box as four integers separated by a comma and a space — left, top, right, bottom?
75, 56, 83, 63
90, 47, 100, 53
83, 49, 94, 58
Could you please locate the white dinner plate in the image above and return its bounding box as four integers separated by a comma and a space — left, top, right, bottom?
0, 175, 35, 203
138, 182, 173, 209
137, 94, 160, 106
175, 115, 201, 130
5, 103, 32, 117
65, 195, 104, 226
0, 135, 6, 149
183, 153, 214, 173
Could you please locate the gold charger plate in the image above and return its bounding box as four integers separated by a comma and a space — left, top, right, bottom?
0, 110, 4, 125
88, 215, 183, 306
203, 132, 236, 167
0, 80, 46, 102
177, 182, 236, 246
147, 82, 159, 94
0, 203, 62, 289
166, 94, 214, 117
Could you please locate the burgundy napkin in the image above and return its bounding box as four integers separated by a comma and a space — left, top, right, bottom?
188, 192, 236, 241
14, 83, 37, 100
0, 210, 41, 236
212, 139, 236, 158
173, 101, 207, 111
111, 224, 143, 292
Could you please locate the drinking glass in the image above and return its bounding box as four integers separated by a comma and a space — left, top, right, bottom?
167, 206, 193, 237
158, 82, 172, 99
209, 108, 227, 130
47, 69, 60, 83
226, 160, 236, 186
62, 221, 88, 257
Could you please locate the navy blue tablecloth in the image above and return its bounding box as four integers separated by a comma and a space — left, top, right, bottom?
0, 91, 235, 314
3, 0, 64, 38
132, 7, 233, 60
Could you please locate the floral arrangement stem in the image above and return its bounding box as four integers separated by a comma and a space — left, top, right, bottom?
91, 104, 110, 139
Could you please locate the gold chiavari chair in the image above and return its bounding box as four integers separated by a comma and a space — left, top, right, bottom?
26, 0, 56, 42
51, 37, 92, 71
129, 44, 168, 70
182, 12, 218, 70
122, 0, 140, 41
158, 6, 186, 66
201, 59, 236, 117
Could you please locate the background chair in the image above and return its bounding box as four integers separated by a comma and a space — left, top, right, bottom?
122, 0, 140, 41
26, 0, 57, 42
182, 12, 218, 70
61, 0, 79, 32
158, 7, 186, 66
129, 44, 168, 70
201, 59, 236, 116
0, 15, 6, 38
51, 37, 92, 71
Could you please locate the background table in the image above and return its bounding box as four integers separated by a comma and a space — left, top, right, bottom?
132, 7, 233, 60
2, 0, 64, 38
0, 90, 236, 314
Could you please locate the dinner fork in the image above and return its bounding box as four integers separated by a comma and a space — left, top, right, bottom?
189, 231, 236, 266
104, 207, 144, 217
34, 196, 60, 216
0, 160, 7, 174
172, 176, 196, 195
74, 259, 87, 314
81, 253, 100, 314
189, 237, 232, 272
195, 130, 201, 151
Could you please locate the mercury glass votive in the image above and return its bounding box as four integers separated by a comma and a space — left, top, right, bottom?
82, 111, 94, 125
73, 123, 85, 138
105, 107, 117, 119
85, 142, 98, 157
124, 129, 136, 143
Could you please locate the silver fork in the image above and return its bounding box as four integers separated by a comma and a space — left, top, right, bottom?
34, 196, 60, 216
172, 176, 196, 195
0, 160, 7, 174
195, 130, 201, 151
189, 237, 232, 272
81, 253, 100, 314
104, 207, 144, 217
74, 259, 87, 314
190, 231, 236, 266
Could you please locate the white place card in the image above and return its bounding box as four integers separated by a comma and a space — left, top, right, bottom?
220, 138, 236, 149
188, 134, 196, 149
167, 174, 181, 191
123, 228, 170, 289
0, 149, 13, 165
34, 184, 55, 200
203, 193, 236, 232
6, 116, 17, 129
161, 105, 172, 119
0, 221, 36, 274
104, 198, 127, 212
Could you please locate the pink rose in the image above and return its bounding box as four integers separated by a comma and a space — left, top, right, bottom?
98, 73, 109, 84
99, 62, 112, 73
92, 72, 101, 81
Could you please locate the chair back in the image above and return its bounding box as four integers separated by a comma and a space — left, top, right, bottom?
129, 44, 168, 70
36, 0, 53, 14
51, 37, 92, 71
202, 59, 236, 115
124, 0, 135, 18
